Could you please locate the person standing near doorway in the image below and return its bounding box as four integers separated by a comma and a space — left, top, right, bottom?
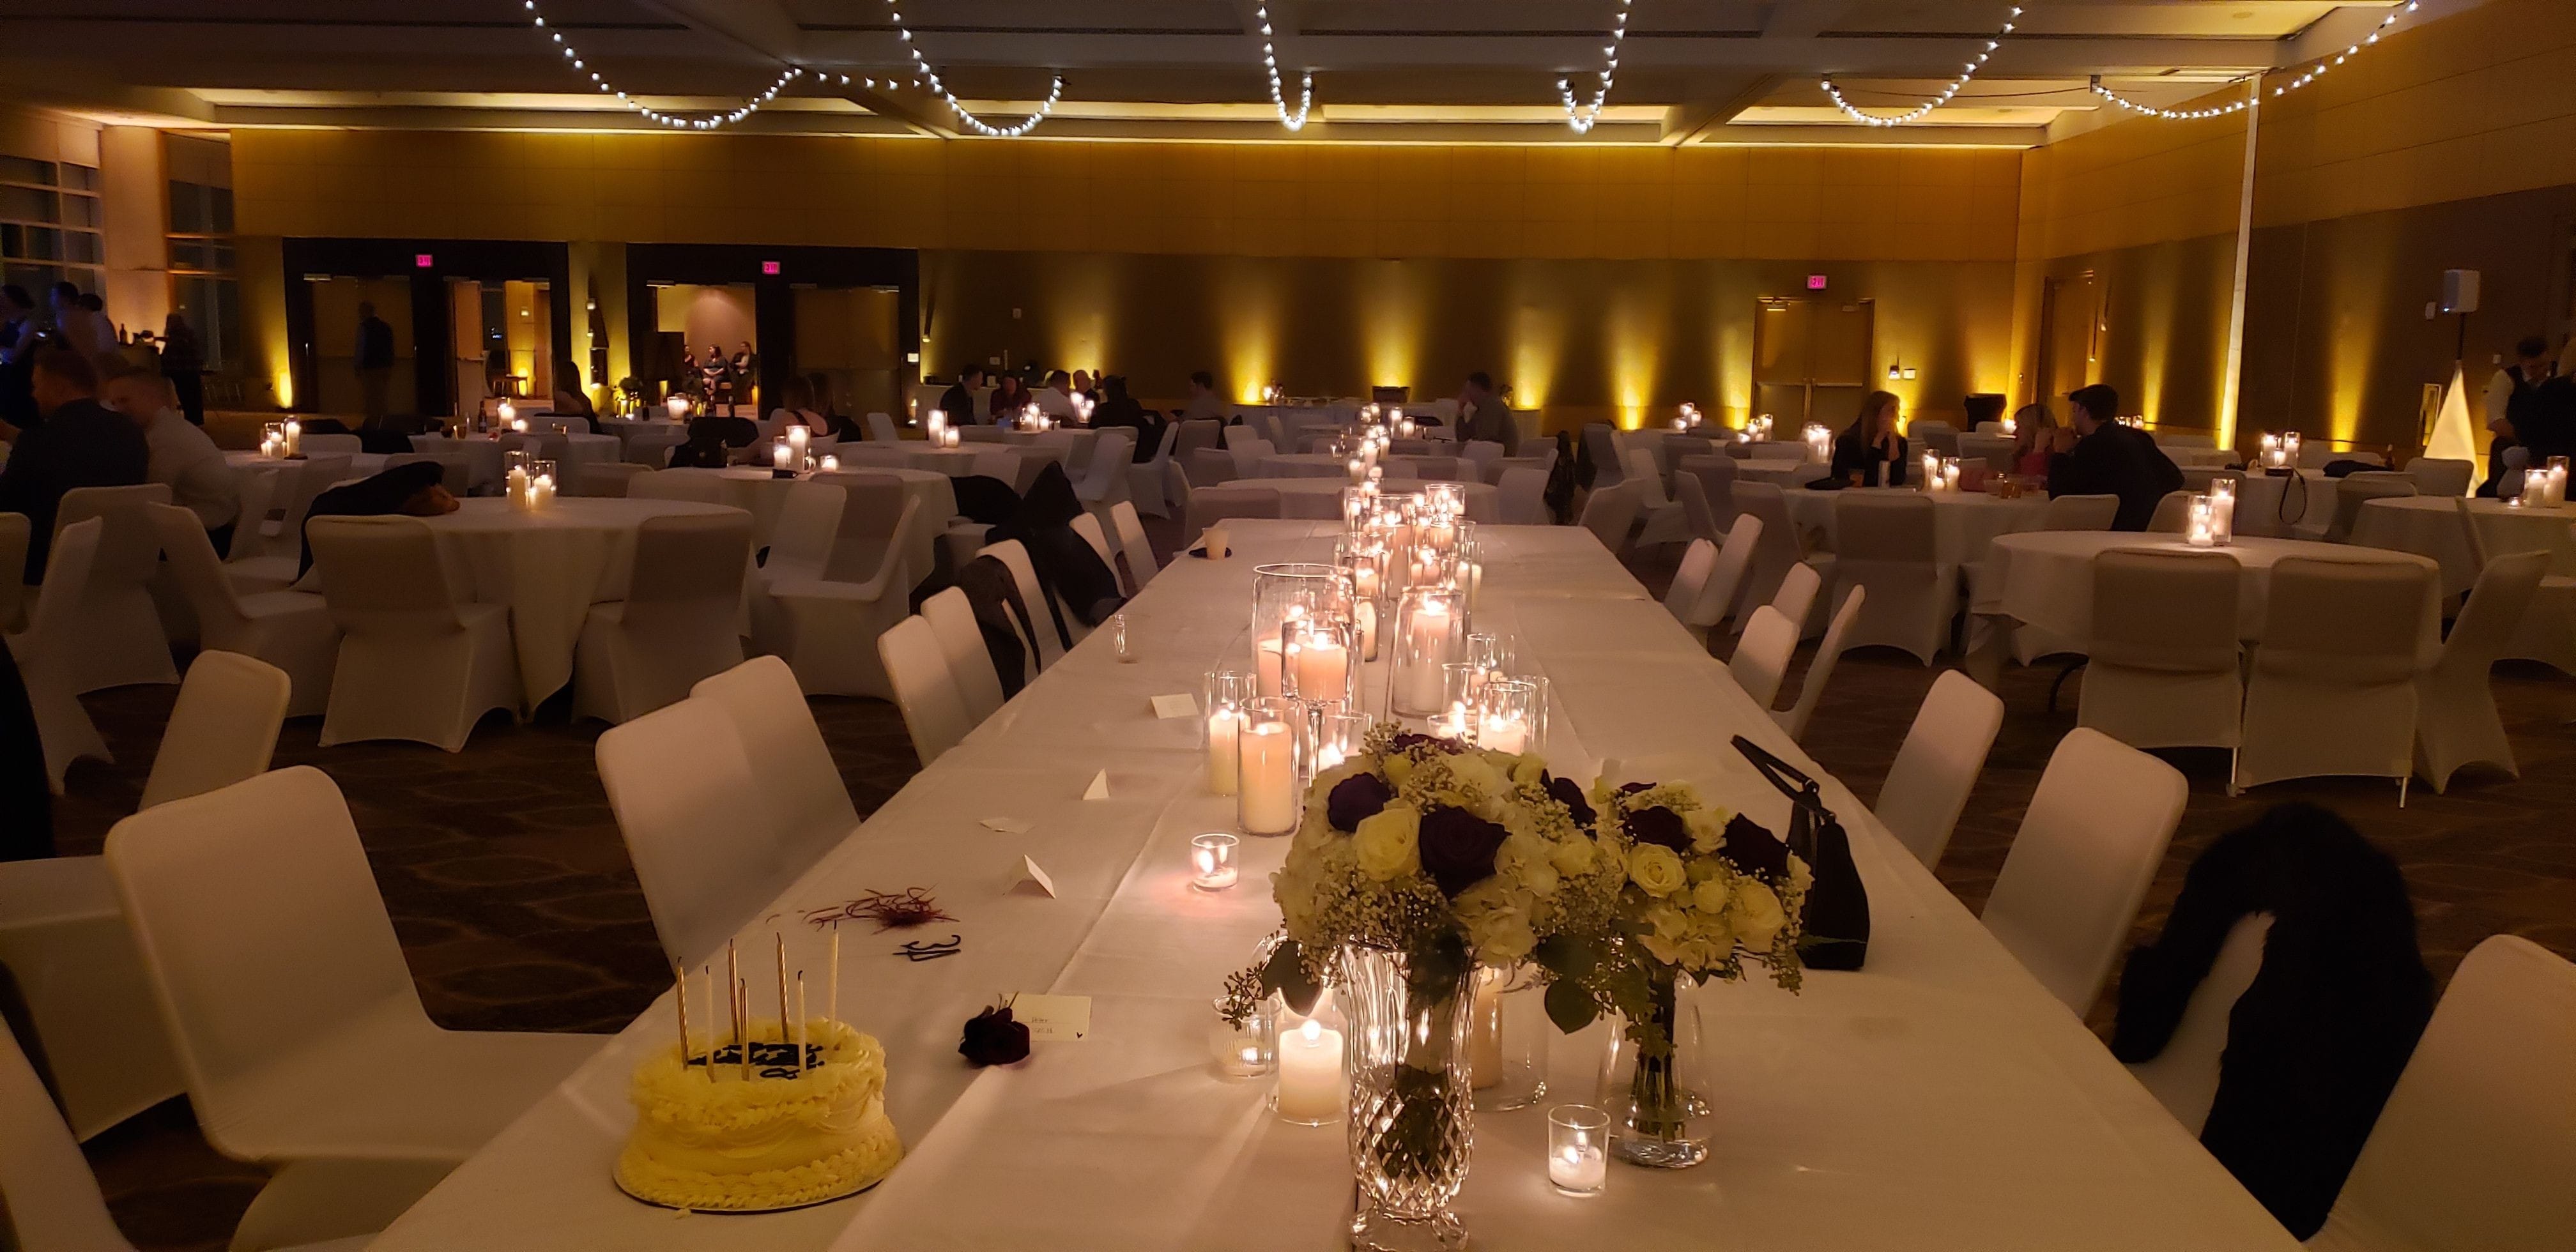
160, 312, 206, 425
356, 301, 396, 424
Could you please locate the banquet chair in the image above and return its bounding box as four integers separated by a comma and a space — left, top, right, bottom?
1577, 480, 1641, 556
626, 468, 732, 505
2413, 549, 2546, 793
1496, 467, 1549, 525
1109, 500, 1161, 590
104, 767, 601, 1249
2146, 490, 2196, 533
139, 650, 289, 811
1069, 512, 1126, 594
1485, 446, 1558, 487
2079, 549, 2243, 758
1728, 605, 1799, 710
757, 483, 922, 700
977, 540, 1066, 670
0, 510, 23, 633
7, 518, 111, 791
598, 697, 801, 968
573, 511, 753, 725
1581, 424, 1625, 489
1457, 439, 1504, 484
572, 460, 648, 498
52, 483, 179, 693
1184, 447, 1239, 487
1074, 429, 1136, 508
2235, 557, 2437, 799
149, 503, 337, 717
621, 424, 687, 467
2036, 492, 2121, 531
381, 451, 471, 498
1873, 670, 2005, 868
690, 655, 859, 864
1183, 482, 1282, 538
306, 515, 521, 752
2306, 473, 2416, 544
1662, 538, 1721, 636
2403, 456, 2474, 500
1678, 455, 1738, 524
1911, 421, 1960, 458
2119, 914, 2274, 1138
1831, 492, 1955, 664
865, 413, 901, 442
228, 454, 356, 595
1628, 449, 1690, 548
1981, 727, 2188, 1012
299, 432, 362, 457
878, 615, 975, 767
1770, 560, 1821, 637
1683, 522, 1761, 643
1227, 436, 1276, 479
1729, 483, 1832, 633
0, 853, 186, 1143
970, 445, 1023, 487
1173, 418, 1223, 457
1128, 423, 1181, 517
1772, 585, 1866, 741
1956, 433, 2017, 473
921, 586, 1006, 723
2308, 935, 2576, 1252
1673, 472, 1726, 546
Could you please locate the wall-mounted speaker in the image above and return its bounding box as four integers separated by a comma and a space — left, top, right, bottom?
2440, 269, 2481, 316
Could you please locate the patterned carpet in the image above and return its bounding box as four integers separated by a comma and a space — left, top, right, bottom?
36, 524, 2576, 1251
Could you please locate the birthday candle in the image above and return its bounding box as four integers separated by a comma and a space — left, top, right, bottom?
827, 924, 841, 1026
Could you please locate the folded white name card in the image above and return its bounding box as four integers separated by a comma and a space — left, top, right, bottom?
1009, 994, 1092, 1042
1015, 856, 1057, 898
1149, 694, 1199, 720
981, 816, 1034, 835
1082, 770, 1112, 801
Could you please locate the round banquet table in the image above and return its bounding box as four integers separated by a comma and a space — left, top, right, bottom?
2350, 494, 2576, 596
2232, 468, 2335, 535
655, 466, 953, 575
1989, 531, 2439, 647
1225, 477, 1499, 523
1257, 452, 1466, 481
397, 497, 749, 707
1732, 461, 1829, 489
900, 447, 983, 477
225, 449, 387, 485
1781, 486, 2048, 564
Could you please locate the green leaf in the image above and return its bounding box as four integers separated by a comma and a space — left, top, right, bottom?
1533, 933, 1597, 980
1262, 940, 1321, 1015
1544, 979, 1598, 1034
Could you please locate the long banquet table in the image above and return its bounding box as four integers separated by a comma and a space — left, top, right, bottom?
372, 519, 2296, 1251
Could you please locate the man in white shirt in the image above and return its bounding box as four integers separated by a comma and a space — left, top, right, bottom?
103, 365, 240, 551
1034, 369, 1078, 422
1180, 370, 1229, 425
2482, 335, 2552, 495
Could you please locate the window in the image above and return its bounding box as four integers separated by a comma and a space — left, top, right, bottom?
167, 137, 241, 370
0, 156, 103, 297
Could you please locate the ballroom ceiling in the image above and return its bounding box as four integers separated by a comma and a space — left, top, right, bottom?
0, 0, 2444, 146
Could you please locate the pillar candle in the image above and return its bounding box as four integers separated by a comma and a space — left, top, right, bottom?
1238, 721, 1298, 833
1399, 602, 1454, 711
283, 420, 302, 456
772, 440, 793, 470
1206, 709, 1241, 795
1255, 638, 1287, 698
1293, 633, 1348, 703
1356, 600, 1379, 662
1423, 519, 1457, 552
787, 425, 809, 462
1273, 1017, 1344, 1123
532, 473, 555, 509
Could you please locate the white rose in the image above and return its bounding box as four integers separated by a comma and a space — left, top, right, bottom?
1627, 844, 1689, 897
1495, 832, 1560, 898
1683, 808, 1729, 853
1549, 833, 1599, 878
1690, 878, 1731, 917
1352, 802, 1422, 882
1732, 880, 1786, 950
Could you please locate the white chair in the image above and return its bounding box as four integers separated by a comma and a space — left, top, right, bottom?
1873, 670, 2005, 868
1582, 424, 1625, 488
139, 650, 289, 811
1183, 446, 1239, 489
2235, 556, 2437, 799
2037, 492, 2121, 531
1577, 480, 1641, 555
230, 455, 353, 593
1729, 482, 1831, 630
1662, 538, 1719, 634
2402, 456, 2473, 500
1673, 471, 1724, 546
865, 412, 900, 442
52, 484, 178, 693
149, 503, 338, 718
596, 696, 795, 966
1108, 499, 1160, 590
689, 656, 859, 871
626, 469, 731, 505
1496, 466, 1548, 525
1074, 429, 1135, 507
1981, 727, 2189, 1012
1770, 560, 1822, 637
1457, 439, 1503, 484
878, 615, 974, 767
2078, 549, 2244, 757
1772, 585, 1866, 741
6, 518, 110, 791
0, 510, 24, 633
977, 539, 1064, 670
573, 511, 753, 725
2310, 935, 2576, 1252
970, 447, 1022, 487
1957, 432, 2017, 473
1683, 515, 1762, 638
921, 586, 1006, 724
1831, 492, 1955, 664
2414, 549, 2546, 793
1227, 436, 1276, 479
2306, 472, 2417, 544
1128, 423, 1179, 517
1677, 455, 1737, 521
2146, 489, 2196, 533
756, 478, 921, 700
620, 424, 687, 467
0, 850, 187, 1143
1629, 448, 1690, 547
2123, 913, 2273, 1135
1728, 604, 1799, 710
307, 516, 521, 752
103, 768, 601, 1248
1066, 512, 1125, 595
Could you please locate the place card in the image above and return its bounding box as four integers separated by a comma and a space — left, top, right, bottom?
1009, 994, 1092, 1042
1150, 694, 1200, 720
981, 816, 1035, 835
1014, 856, 1057, 898
1082, 770, 1112, 801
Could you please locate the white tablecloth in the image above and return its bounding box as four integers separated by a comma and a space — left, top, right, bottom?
224, 449, 387, 488
375, 519, 2294, 1252
2351, 495, 2576, 596
1733, 461, 1829, 489
1225, 477, 1501, 523
901, 447, 984, 477
1781, 487, 2048, 565
1258, 452, 1464, 482
657, 466, 954, 576
1990, 531, 2439, 646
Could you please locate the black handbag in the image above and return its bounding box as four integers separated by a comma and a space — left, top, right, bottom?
1730, 735, 1870, 970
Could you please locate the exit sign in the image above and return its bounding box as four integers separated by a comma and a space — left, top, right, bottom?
762, 260, 782, 275
415, 253, 434, 268
1806, 274, 1828, 291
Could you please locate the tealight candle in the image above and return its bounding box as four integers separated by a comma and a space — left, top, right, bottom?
1476, 709, 1529, 754
1188, 833, 1239, 891
772, 439, 793, 471
1547, 1106, 1610, 1196
820, 454, 839, 473
666, 394, 689, 419
1347, 457, 1366, 484
1273, 1016, 1344, 1125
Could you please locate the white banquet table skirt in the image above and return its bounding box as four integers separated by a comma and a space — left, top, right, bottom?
374, 519, 2295, 1252
408, 497, 748, 706
1781, 486, 2047, 564
1223, 476, 1500, 523
2350, 494, 2576, 596
657, 466, 954, 575
1990, 531, 2439, 648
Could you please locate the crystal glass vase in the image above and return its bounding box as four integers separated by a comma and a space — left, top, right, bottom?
1338, 944, 1475, 1252
1598, 972, 1709, 1168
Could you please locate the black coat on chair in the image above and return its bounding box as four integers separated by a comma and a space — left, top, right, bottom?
0, 643, 50, 860
990, 462, 1126, 646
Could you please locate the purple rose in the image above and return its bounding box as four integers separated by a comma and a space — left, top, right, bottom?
1618, 781, 1656, 797
1544, 774, 1595, 827
960, 1003, 1031, 1067
1327, 772, 1395, 832
1418, 807, 1510, 897
1625, 805, 1691, 853
1719, 814, 1790, 882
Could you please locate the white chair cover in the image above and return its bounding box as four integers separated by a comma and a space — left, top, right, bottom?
1673, 472, 1724, 546
6, 517, 111, 790
2146, 489, 2195, 533
1496, 467, 1548, 525
1075, 429, 1135, 505
1831, 492, 1956, 664
1981, 727, 2188, 1012
1728, 604, 1798, 710
1127, 424, 1180, 518
2310, 471, 2416, 544
757, 479, 921, 700
1770, 560, 1821, 637
2414, 549, 2546, 792
689, 656, 860, 872
977, 539, 1064, 671
863, 413, 898, 442
1577, 481, 1641, 556
1582, 424, 1625, 487
879, 615, 974, 767
2235, 556, 2436, 795
2078, 548, 2243, 752
573, 510, 752, 725
1662, 538, 1719, 630
2124, 914, 2272, 1135
1109, 500, 1160, 590
922, 586, 1006, 724
595, 698, 791, 965
2403, 456, 2473, 499
1457, 439, 1503, 484
140, 650, 289, 810
1873, 670, 2005, 867
1184, 447, 1239, 488
620, 424, 688, 467
1227, 436, 1276, 479
53, 483, 178, 693
2036, 492, 2120, 530
1689, 515, 1760, 636
572, 460, 648, 498
0, 852, 185, 1142
1729, 482, 1830, 630
150, 503, 337, 718
1774, 584, 1866, 742
306, 515, 521, 752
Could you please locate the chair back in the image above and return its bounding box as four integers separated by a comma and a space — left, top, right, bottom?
2146, 489, 2196, 533
1457, 439, 1503, 482
1069, 513, 1122, 592
1173, 420, 1223, 456
103, 767, 424, 1154
1076, 430, 1133, 500
878, 615, 974, 766
1673, 472, 1722, 544
306, 515, 468, 634
1729, 482, 1804, 613
1109, 500, 1159, 587
1624, 450, 1669, 506
866, 413, 900, 443
627, 470, 731, 505
1982, 728, 2188, 1011
16, 519, 101, 660
273, 454, 354, 549
2037, 492, 2120, 531
2126, 914, 2273, 1136
1835, 492, 1936, 563
1770, 560, 1821, 631
1581, 424, 1624, 486
805, 472, 914, 584
2090, 549, 2241, 672
1956, 432, 2017, 472
1227, 436, 1276, 478
1663, 538, 1718, 625
2436, 549, 2547, 675
2404, 456, 2473, 499
140, 651, 290, 811
922, 586, 1006, 722
1496, 467, 1547, 525
54, 484, 172, 588
977, 539, 1062, 669
1695, 515, 1763, 629
1776, 584, 1865, 741
1912, 421, 1961, 457
2257, 556, 2435, 684
1874, 670, 2005, 867
2325, 473, 2417, 542
1577, 480, 1641, 552
1728, 604, 1798, 710
148, 503, 249, 636
0, 1017, 134, 1250
1678, 454, 1737, 518
2326, 935, 2576, 1249
689, 656, 858, 869
383, 450, 471, 497
597, 698, 785, 966
623, 510, 753, 615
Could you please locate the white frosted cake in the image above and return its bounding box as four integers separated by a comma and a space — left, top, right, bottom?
615, 1018, 903, 1211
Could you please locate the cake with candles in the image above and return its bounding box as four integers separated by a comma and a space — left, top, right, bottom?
614, 1017, 903, 1211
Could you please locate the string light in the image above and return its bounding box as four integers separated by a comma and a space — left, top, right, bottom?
885, 0, 1062, 137
1255, 1, 1312, 130
1820, 6, 2018, 127
1557, 0, 1633, 134
2092, 0, 2421, 117
523, 0, 799, 130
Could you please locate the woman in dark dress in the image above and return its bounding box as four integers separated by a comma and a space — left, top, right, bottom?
1830, 390, 1909, 487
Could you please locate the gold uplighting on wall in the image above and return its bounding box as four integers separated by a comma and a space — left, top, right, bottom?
1509, 299, 1562, 412
1359, 261, 1423, 393
1607, 287, 1664, 430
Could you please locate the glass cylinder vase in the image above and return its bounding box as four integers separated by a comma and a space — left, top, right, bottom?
1252, 563, 1346, 698
1597, 973, 1709, 1169
1386, 586, 1467, 719
1338, 945, 1475, 1252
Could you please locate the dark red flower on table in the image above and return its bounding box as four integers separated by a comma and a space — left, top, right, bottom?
1625, 805, 1691, 853
1418, 807, 1510, 897
1544, 774, 1596, 827
960, 1002, 1031, 1067
1327, 772, 1394, 833
1719, 814, 1790, 883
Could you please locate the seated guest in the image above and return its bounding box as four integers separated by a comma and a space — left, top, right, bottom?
769, 376, 827, 429
667, 408, 760, 468
2048, 383, 2182, 531
1034, 369, 1079, 422
1180, 370, 1228, 425
939, 364, 985, 426
1456, 370, 1519, 455
102, 365, 239, 555
549, 362, 596, 428
2010, 403, 2057, 478
1071, 369, 1095, 402
297, 460, 458, 576
808, 371, 862, 442
988, 374, 1033, 423
1831, 390, 1910, 487
1090, 376, 1164, 462
0, 346, 148, 579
